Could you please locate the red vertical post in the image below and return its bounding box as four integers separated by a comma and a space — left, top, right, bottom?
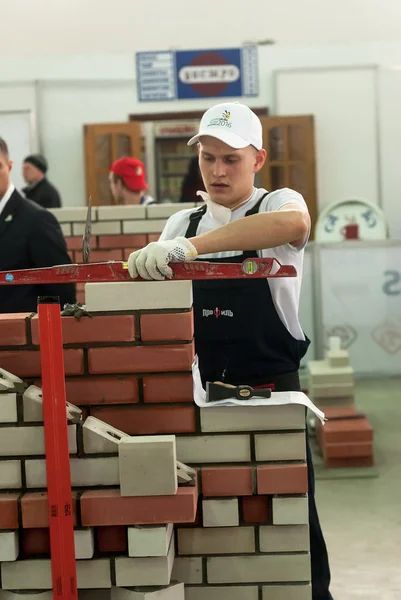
38, 298, 77, 600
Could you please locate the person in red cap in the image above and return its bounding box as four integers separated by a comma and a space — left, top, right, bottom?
109, 157, 155, 206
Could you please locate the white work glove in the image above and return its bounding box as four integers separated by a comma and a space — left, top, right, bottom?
127, 237, 198, 281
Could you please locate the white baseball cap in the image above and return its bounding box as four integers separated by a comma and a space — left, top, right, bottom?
187, 102, 263, 150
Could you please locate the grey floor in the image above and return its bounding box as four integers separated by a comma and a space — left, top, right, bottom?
315, 377, 401, 600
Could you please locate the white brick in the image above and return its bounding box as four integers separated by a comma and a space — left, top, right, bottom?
307, 360, 353, 384
98, 205, 146, 221
85, 281, 192, 312
111, 581, 184, 600
0, 378, 14, 392
49, 207, 96, 223
73, 221, 121, 236
200, 405, 305, 433
185, 587, 258, 600
327, 349, 349, 368
23, 385, 82, 424
60, 223, 72, 237
83, 416, 129, 454
259, 525, 310, 552
313, 396, 354, 408
0, 461, 21, 489
272, 497, 309, 525
0, 393, 17, 423
171, 557, 203, 584
25, 457, 119, 488
77, 558, 112, 588
176, 435, 250, 464
119, 436, 177, 497
0, 532, 19, 562
74, 528, 95, 559
115, 537, 174, 587
128, 524, 173, 558
202, 499, 239, 527
207, 554, 311, 584
0, 425, 77, 456
0, 593, 53, 600
123, 220, 166, 234
310, 382, 355, 399
146, 203, 195, 219
177, 527, 254, 555
0, 368, 23, 386
262, 584, 312, 600
255, 432, 306, 461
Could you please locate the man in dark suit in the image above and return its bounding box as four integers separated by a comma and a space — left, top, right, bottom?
0, 138, 76, 313
22, 154, 62, 209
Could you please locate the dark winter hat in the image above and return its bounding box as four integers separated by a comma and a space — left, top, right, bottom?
24, 154, 48, 174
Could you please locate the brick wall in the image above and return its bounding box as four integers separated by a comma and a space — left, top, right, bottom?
0, 281, 312, 600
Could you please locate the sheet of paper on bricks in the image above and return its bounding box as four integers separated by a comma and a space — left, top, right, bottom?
307, 349, 374, 468
0, 278, 312, 600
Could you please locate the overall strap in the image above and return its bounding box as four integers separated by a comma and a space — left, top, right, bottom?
245, 192, 269, 217
184, 205, 207, 239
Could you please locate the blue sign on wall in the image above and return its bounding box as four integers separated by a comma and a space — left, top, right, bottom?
136, 46, 258, 102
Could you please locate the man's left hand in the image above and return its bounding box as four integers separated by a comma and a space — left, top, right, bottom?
127, 237, 198, 280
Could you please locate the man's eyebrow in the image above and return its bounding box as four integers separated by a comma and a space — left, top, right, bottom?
201, 151, 240, 159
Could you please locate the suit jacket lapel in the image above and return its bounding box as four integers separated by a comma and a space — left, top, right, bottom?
0, 191, 22, 239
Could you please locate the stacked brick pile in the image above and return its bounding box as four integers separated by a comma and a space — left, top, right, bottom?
0, 280, 312, 599
50, 203, 201, 304
308, 349, 374, 468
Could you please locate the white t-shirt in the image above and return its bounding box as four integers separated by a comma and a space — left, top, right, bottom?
159, 187, 310, 341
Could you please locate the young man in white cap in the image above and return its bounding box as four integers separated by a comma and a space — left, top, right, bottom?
127, 102, 333, 600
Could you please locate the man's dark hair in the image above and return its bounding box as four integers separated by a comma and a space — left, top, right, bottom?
0, 138, 9, 158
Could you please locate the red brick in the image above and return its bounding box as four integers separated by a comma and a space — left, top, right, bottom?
76, 290, 85, 304
324, 441, 373, 459
324, 455, 374, 468
22, 528, 50, 555
96, 526, 127, 553
0, 313, 29, 345
21, 492, 78, 528
75, 249, 123, 263
90, 405, 195, 434
0, 349, 83, 378
66, 237, 84, 251
31, 315, 136, 345
0, 493, 19, 529
147, 234, 160, 243
320, 419, 373, 444
257, 464, 308, 495
242, 496, 270, 524
140, 312, 194, 342
81, 485, 198, 526
98, 234, 147, 249
143, 374, 193, 403
88, 344, 194, 375
63, 376, 139, 406
201, 467, 253, 497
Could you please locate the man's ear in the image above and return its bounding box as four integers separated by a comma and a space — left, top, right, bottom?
8, 159, 13, 172
254, 149, 266, 173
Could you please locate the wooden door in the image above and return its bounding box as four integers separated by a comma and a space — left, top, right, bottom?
83, 123, 142, 206
258, 116, 317, 238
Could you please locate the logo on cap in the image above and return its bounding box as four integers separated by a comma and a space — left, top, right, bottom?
208, 109, 232, 129
135, 166, 142, 175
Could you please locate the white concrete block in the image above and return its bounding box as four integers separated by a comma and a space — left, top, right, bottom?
0, 378, 14, 392
0, 368, 23, 387
49, 207, 96, 223
115, 537, 174, 587
0, 393, 17, 423
202, 499, 239, 527
118, 436, 177, 497
326, 349, 349, 368
0, 593, 53, 600
77, 558, 112, 589
171, 557, 203, 584
259, 525, 310, 552
272, 497, 309, 525
73, 221, 121, 236
83, 416, 129, 454
177, 527, 255, 555
309, 382, 355, 399
0, 425, 76, 456
60, 223, 72, 237
185, 587, 258, 600
98, 205, 146, 221
111, 581, 184, 600
146, 203, 195, 219
307, 360, 353, 384
23, 385, 82, 424
85, 281, 192, 312
255, 432, 306, 461
262, 584, 312, 600
128, 524, 173, 558
0, 532, 19, 562
74, 528, 95, 559
176, 435, 250, 464
200, 405, 305, 433
25, 457, 119, 488
207, 554, 311, 584
123, 220, 167, 235
0, 461, 22, 489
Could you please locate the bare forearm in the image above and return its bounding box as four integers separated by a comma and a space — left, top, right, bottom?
189, 210, 309, 255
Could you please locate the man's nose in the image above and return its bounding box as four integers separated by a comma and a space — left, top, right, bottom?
213, 160, 226, 178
